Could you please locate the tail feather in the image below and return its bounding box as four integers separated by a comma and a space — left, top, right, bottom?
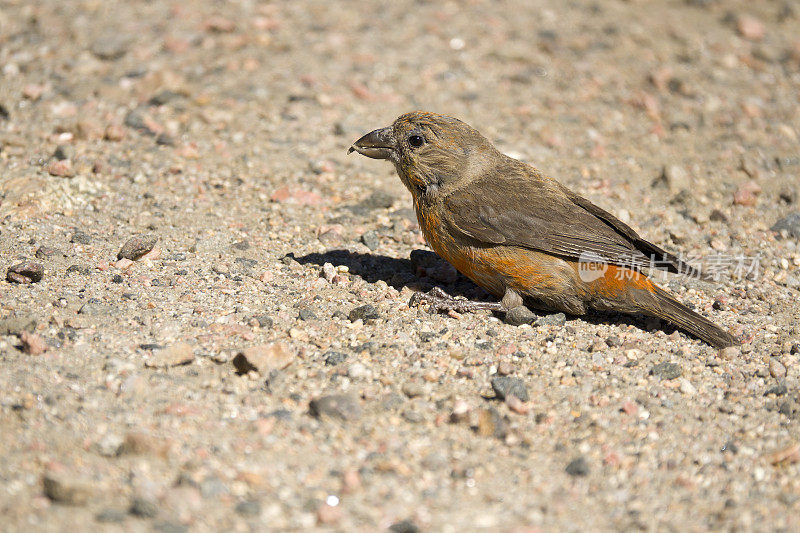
649, 286, 738, 349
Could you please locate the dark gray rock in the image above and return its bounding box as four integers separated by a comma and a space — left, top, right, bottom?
129, 497, 158, 518
535, 312, 567, 327
651, 362, 682, 380
361, 230, 380, 251
772, 212, 800, 239
348, 304, 380, 323
298, 307, 318, 321
565, 456, 590, 477
323, 351, 348, 366
70, 231, 92, 244
504, 306, 536, 326
66, 264, 92, 275
54, 144, 75, 161
118, 234, 158, 260
389, 519, 420, 533
250, 314, 273, 328
491, 376, 529, 402
6, 261, 44, 283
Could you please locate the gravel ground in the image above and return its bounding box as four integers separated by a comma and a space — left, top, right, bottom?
2, 0, 800, 531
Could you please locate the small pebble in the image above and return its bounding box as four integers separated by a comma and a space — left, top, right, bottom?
47, 159, 74, 177
348, 304, 380, 323
6, 261, 44, 284
129, 497, 159, 518
118, 234, 159, 260
232, 343, 293, 375
309, 394, 362, 421
91, 34, 130, 59
402, 381, 425, 398
504, 306, 536, 326
535, 312, 567, 327
361, 230, 380, 251
70, 231, 92, 244
66, 264, 92, 275
771, 212, 800, 239
323, 351, 348, 366
35, 246, 62, 259
321, 262, 337, 282
565, 457, 590, 477
491, 376, 529, 402
769, 359, 787, 379
651, 362, 682, 380
389, 519, 421, 533
42, 473, 93, 505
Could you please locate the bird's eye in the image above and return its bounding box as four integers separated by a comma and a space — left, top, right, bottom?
408, 135, 424, 147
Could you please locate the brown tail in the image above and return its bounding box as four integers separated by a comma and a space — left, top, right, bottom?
648, 286, 738, 349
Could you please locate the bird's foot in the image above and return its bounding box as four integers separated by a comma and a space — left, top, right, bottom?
409, 287, 505, 314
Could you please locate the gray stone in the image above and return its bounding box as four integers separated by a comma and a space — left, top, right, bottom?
309, 394, 362, 421
348, 304, 380, 323
70, 231, 91, 244
565, 456, 590, 477
651, 362, 682, 380
361, 230, 380, 251
504, 306, 536, 326
129, 497, 158, 518
323, 351, 348, 366
535, 312, 567, 327
118, 234, 158, 260
772, 212, 800, 239
6, 261, 44, 284
66, 264, 92, 275
491, 376, 529, 402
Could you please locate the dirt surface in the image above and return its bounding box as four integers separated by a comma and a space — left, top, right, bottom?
2, 0, 800, 531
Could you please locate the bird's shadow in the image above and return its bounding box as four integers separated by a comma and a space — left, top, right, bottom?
293, 248, 679, 339
293, 248, 487, 299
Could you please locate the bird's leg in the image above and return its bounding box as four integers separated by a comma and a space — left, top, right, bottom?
409, 287, 523, 315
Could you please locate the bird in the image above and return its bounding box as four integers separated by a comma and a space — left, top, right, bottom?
349, 111, 737, 349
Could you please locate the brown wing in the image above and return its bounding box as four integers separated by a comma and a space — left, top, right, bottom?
443, 166, 698, 276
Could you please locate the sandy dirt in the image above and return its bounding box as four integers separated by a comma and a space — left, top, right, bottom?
1, 0, 800, 531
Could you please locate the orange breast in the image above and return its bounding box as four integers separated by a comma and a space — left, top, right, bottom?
414, 202, 567, 297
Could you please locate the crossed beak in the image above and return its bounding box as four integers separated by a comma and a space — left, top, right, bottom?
348, 126, 395, 160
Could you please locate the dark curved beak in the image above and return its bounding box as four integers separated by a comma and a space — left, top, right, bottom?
348, 126, 395, 159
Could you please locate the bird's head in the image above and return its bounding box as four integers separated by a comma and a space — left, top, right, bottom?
349, 112, 498, 198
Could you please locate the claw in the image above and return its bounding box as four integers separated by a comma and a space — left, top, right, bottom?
408, 287, 505, 315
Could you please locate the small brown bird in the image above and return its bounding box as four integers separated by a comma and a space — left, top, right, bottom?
349, 112, 737, 349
